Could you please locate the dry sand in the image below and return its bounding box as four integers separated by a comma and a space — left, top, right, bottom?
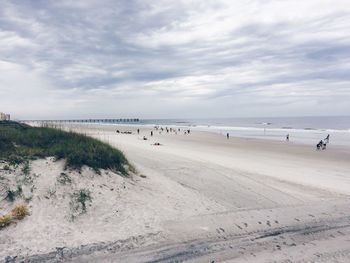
1, 123, 350, 262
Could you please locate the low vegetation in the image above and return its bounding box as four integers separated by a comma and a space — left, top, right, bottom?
0, 204, 29, 229
75, 189, 92, 212
11, 204, 29, 220
0, 121, 130, 175
57, 172, 72, 185
5, 185, 22, 202
70, 189, 92, 220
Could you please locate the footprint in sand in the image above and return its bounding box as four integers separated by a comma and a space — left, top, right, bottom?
266, 220, 271, 227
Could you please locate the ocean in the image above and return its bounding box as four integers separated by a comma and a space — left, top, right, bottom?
57, 116, 350, 147
136, 116, 350, 147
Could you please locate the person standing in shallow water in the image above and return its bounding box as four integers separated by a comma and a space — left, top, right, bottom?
286, 134, 289, 141
227, 133, 229, 139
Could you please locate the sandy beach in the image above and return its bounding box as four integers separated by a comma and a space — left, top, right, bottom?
1, 123, 350, 262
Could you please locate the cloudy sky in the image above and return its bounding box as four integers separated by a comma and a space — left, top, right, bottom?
1, 0, 350, 119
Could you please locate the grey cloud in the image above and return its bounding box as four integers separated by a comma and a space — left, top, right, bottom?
0, 0, 350, 118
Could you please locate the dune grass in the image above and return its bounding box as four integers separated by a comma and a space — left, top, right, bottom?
0, 204, 29, 229
0, 121, 130, 175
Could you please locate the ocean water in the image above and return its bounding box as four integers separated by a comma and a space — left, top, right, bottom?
136, 116, 350, 147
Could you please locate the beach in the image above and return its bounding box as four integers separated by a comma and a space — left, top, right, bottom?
67, 124, 350, 262
1, 123, 350, 262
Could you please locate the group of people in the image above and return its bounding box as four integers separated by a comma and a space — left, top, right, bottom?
317, 134, 330, 150
154, 126, 191, 135
123, 128, 331, 151
134, 126, 192, 143
285, 133, 331, 151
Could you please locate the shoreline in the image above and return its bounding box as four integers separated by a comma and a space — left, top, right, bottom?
31, 120, 350, 147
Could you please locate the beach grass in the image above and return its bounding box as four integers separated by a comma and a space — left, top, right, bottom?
0, 204, 29, 229
0, 121, 130, 175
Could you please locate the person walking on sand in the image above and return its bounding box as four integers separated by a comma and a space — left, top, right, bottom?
151, 131, 153, 137
137, 129, 140, 135
286, 134, 289, 141
227, 133, 229, 139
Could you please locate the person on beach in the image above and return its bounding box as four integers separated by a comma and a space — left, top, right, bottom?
317, 140, 326, 150
151, 131, 153, 136
325, 134, 330, 143
322, 142, 327, 150
286, 134, 289, 141
137, 129, 140, 134
227, 133, 229, 139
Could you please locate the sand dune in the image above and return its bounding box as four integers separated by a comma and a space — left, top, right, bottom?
1, 123, 350, 262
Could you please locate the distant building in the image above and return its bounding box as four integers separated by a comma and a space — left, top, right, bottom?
0, 112, 10, 121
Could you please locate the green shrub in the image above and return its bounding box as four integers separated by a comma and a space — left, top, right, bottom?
5, 190, 17, 202
71, 189, 92, 215
0, 122, 129, 175
5, 185, 22, 202
22, 161, 30, 175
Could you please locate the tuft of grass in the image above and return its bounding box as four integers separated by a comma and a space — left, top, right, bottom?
76, 189, 92, 212
5, 185, 23, 202
0, 121, 130, 175
22, 160, 30, 175
5, 190, 17, 202
11, 204, 29, 220
57, 172, 72, 185
0, 214, 12, 228
0, 204, 29, 229
71, 189, 92, 215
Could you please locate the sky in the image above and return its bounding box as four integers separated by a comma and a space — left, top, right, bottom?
1, 0, 350, 120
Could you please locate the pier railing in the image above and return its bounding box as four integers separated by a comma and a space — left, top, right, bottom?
21, 118, 140, 123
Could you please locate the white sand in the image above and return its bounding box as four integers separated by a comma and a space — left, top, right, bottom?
1, 123, 350, 262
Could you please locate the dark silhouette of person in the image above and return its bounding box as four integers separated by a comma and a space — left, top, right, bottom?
137, 129, 140, 134
317, 140, 323, 150
227, 133, 229, 139
325, 134, 330, 143
151, 131, 153, 136
286, 134, 289, 141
